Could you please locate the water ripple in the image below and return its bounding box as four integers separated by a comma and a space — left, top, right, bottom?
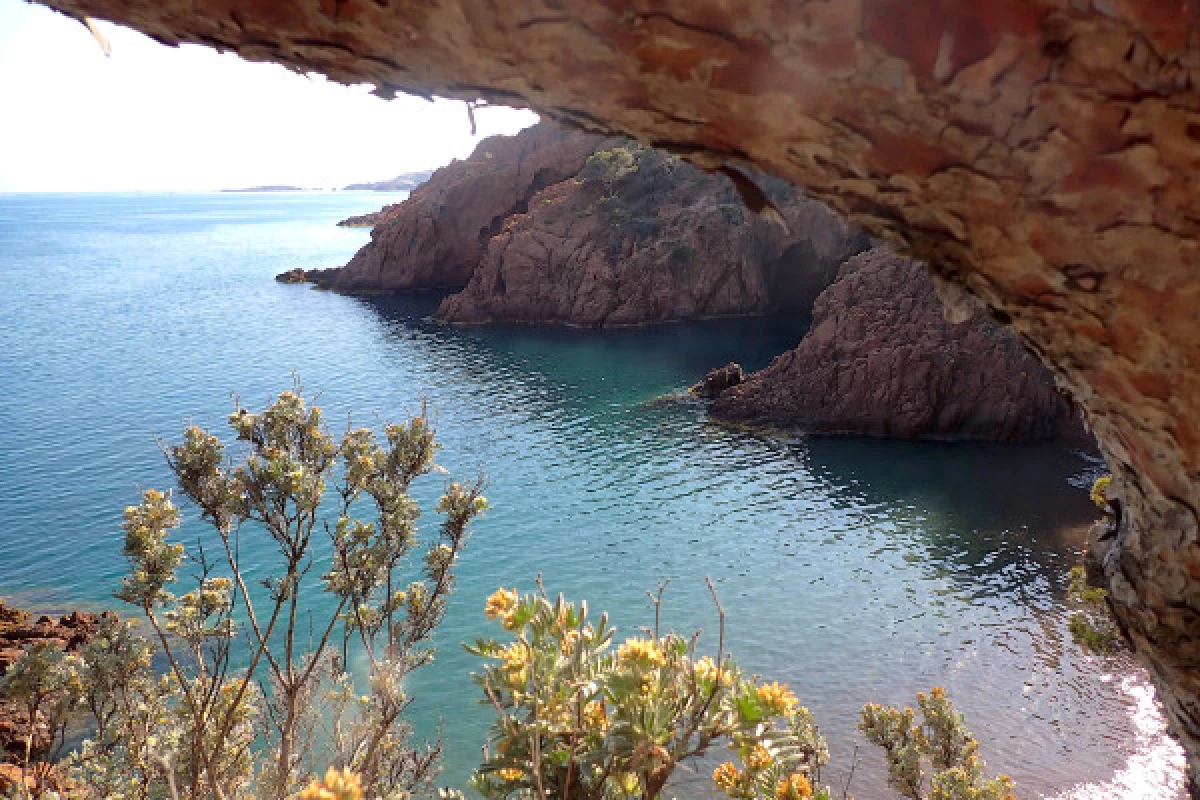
0, 192, 1184, 797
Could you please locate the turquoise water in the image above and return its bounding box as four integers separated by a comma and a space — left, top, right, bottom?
0, 192, 1185, 798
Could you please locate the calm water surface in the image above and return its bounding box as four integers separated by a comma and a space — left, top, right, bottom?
0, 193, 1186, 798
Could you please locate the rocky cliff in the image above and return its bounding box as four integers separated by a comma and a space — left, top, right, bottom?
312, 122, 606, 291
437, 145, 868, 326
709, 248, 1082, 443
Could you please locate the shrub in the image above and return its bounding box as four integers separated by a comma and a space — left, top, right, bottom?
578, 147, 639, 196
859, 688, 1014, 800
1, 389, 1023, 800
1, 386, 487, 800
465, 582, 831, 800
1089, 475, 1111, 513
1066, 566, 1120, 654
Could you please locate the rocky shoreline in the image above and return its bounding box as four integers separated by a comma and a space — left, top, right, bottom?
278, 122, 1089, 445
0, 599, 110, 785
284, 122, 867, 326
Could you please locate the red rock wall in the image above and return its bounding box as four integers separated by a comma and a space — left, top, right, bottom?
436, 146, 866, 326
322, 122, 605, 291
31, 0, 1200, 789
711, 248, 1083, 442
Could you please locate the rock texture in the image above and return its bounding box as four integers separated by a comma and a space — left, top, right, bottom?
29, 0, 1200, 788
690, 363, 746, 399
274, 267, 308, 284
711, 248, 1081, 442
315, 122, 605, 291
437, 145, 867, 326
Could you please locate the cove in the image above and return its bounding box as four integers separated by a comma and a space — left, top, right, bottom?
0, 192, 1185, 798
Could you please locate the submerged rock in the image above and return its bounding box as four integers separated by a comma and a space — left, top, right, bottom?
709, 248, 1085, 443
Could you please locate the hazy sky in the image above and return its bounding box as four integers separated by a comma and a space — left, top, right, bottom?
0, 0, 538, 191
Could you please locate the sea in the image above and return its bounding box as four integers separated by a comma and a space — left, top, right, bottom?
0, 191, 1187, 798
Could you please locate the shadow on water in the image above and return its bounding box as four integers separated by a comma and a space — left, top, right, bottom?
357, 291, 814, 383
793, 435, 1104, 590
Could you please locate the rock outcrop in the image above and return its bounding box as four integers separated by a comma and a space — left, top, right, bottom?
29, 0, 1200, 788
710, 248, 1081, 442
436, 145, 868, 326
690, 363, 746, 399
313, 122, 606, 292
275, 268, 309, 284
336, 205, 400, 228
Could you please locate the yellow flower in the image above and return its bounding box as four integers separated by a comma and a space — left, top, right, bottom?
756, 681, 798, 716
584, 700, 608, 731
712, 762, 742, 794
544, 699, 575, 728
776, 772, 813, 800
560, 628, 582, 654
745, 744, 772, 770
497, 767, 525, 782
484, 587, 519, 629
494, 641, 531, 686
617, 638, 666, 669
610, 772, 640, 796
695, 656, 730, 687
297, 767, 362, 800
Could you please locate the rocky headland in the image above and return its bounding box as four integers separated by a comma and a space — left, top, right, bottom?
305, 122, 608, 292
436, 144, 868, 326
704, 248, 1084, 443
287, 123, 1081, 443
335, 205, 400, 228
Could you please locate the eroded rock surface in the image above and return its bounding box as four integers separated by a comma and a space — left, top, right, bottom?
710, 248, 1082, 442
316, 122, 605, 291
437, 145, 867, 325
30, 0, 1200, 787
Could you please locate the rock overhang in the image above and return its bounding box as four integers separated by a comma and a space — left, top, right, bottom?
27, 0, 1200, 792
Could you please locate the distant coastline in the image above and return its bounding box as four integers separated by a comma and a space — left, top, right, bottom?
342, 170, 433, 191
221, 170, 434, 194
221, 185, 311, 193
